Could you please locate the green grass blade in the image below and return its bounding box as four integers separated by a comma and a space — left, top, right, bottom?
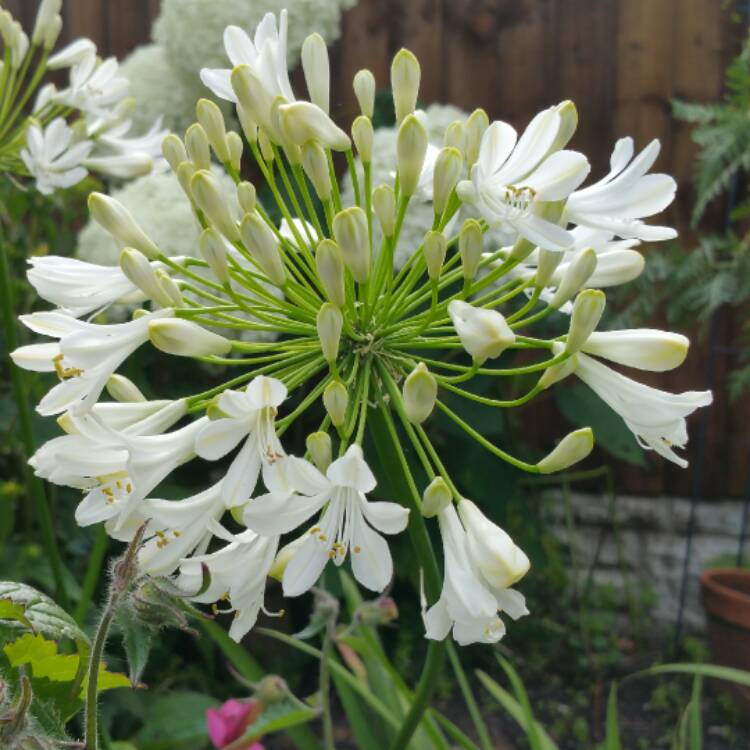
603, 681, 622, 750
689, 675, 703, 750
446, 640, 493, 750
627, 662, 750, 688
495, 655, 545, 750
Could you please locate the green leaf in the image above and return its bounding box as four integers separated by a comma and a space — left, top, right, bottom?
0, 581, 88, 644
0, 598, 33, 630
495, 655, 546, 750
603, 682, 622, 750
628, 662, 750, 688
117, 614, 152, 687
689, 675, 703, 750
135, 691, 219, 750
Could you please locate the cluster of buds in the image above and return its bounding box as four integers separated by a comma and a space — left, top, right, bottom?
11, 9, 710, 646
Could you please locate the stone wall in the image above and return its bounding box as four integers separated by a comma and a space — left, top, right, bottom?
546, 492, 748, 631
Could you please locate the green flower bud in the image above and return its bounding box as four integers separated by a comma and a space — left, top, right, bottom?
422, 477, 451, 518
191, 170, 240, 242
433, 146, 462, 217
537, 428, 594, 474
423, 230, 447, 281
372, 184, 396, 238
458, 218, 483, 281
351, 115, 373, 163
301, 140, 332, 200
161, 133, 187, 173
316, 239, 346, 308
196, 98, 230, 164
149, 319, 231, 357
549, 247, 597, 309
185, 123, 211, 171
332, 207, 370, 283
391, 48, 420, 125
535, 248, 564, 289
323, 380, 348, 427
565, 289, 606, 355
155, 269, 183, 307
306, 431, 332, 472
464, 108, 489, 167
301, 33, 330, 114
106, 374, 146, 403
353, 69, 376, 118
550, 100, 578, 152
403, 362, 437, 424
119, 248, 169, 305
258, 128, 275, 162
397, 114, 428, 197
199, 227, 230, 285
176, 161, 196, 198
237, 181, 257, 214
239, 213, 286, 286
226, 131, 243, 172
237, 101, 258, 143
317, 303, 343, 363
88, 193, 160, 259
444, 119, 466, 153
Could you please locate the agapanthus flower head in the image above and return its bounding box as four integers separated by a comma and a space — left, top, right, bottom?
14, 10, 709, 647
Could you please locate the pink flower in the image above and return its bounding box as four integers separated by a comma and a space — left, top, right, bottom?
206, 698, 264, 749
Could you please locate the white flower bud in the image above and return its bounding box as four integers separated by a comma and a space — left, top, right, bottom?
120, 248, 171, 306
149, 318, 232, 358
258, 128, 275, 162
538, 350, 578, 389
550, 100, 578, 152
278, 101, 351, 152
237, 102, 258, 143
155, 269, 183, 307
47, 37, 95, 69
397, 114, 428, 197
317, 303, 343, 363
106, 374, 146, 403
176, 161, 196, 199
353, 69, 376, 118
444, 120, 466, 153
536, 428, 594, 474
43, 14, 62, 50
191, 170, 240, 242
549, 247, 597, 309
323, 380, 348, 427
458, 499, 530, 588
391, 48, 420, 125
88, 193, 160, 259
332, 207, 370, 283
565, 289, 606, 355
185, 123, 211, 171
301, 140, 332, 200
239, 213, 286, 286
582, 329, 690, 372
302, 33, 330, 114
458, 219, 483, 281
351, 116, 373, 163
316, 239, 346, 308
422, 477, 452, 518
306, 431, 332, 472
433, 147, 463, 217
32, 0, 61, 45
227, 131, 243, 172
423, 230, 447, 281
448, 300, 515, 364
585, 249, 645, 288
535, 249, 564, 289
196, 99, 230, 164
372, 184, 396, 238
199, 227, 230, 285
403, 362, 437, 424
464, 108, 489, 167
161, 134, 187, 173
269, 536, 306, 581
236, 182, 257, 214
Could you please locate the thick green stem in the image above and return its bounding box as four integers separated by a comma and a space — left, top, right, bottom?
0, 235, 69, 608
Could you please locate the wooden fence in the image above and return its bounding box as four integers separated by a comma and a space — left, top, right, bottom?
5, 0, 748, 497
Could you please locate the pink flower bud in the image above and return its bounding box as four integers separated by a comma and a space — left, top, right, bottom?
206, 698, 264, 749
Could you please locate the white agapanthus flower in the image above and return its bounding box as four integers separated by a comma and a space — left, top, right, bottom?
53, 51, 130, 116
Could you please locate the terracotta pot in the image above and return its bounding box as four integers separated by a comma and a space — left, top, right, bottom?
700, 568, 750, 711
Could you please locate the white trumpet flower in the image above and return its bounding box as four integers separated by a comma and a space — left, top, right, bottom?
243, 445, 409, 596
423, 503, 529, 646
54, 52, 129, 116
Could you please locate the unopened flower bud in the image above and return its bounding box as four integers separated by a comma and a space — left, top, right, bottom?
226, 131, 243, 172
106, 374, 146, 403
231, 65, 271, 134
351, 116, 374, 164
32, 0, 61, 47
306, 431, 332, 472
88, 193, 160, 259
448, 300, 515, 364
586, 249, 645, 288
278, 101, 351, 151
237, 102, 258, 143
155, 269, 183, 307
191, 170, 240, 242
199, 227, 230, 285
120, 248, 171, 306
258, 128, 275, 162
185, 123, 211, 170
302, 33, 330, 114
323, 380, 348, 427
391, 48, 420, 124
316, 239, 346, 307
536, 427, 594, 474
161, 133, 187, 172
240, 213, 286, 286
236, 181, 256, 214
458, 219, 483, 281
444, 119, 466, 153
332, 207, 369, 283
355, 596, 399, 626
372, 184, 396, 237
565, 289, 606, 355
301, 140, 332, 200
464, 108, 489, 167
433, 147, 462, 217
255, 676, 288, 706
549, 247, 597, 308
538, 348, 578, 389
423, 230, 447, 281
535, 249, 564, 289
149, 318, 231, 357
353, 69, 376, 118
317, 303, 343, 363
403, 362, 437, 424
397, 115, 428, 197
550, 100, 578, 152
176, 161, 196, 198
196, 99, 230, 164
269, 536, 305, 580
422, 477, 451, 517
